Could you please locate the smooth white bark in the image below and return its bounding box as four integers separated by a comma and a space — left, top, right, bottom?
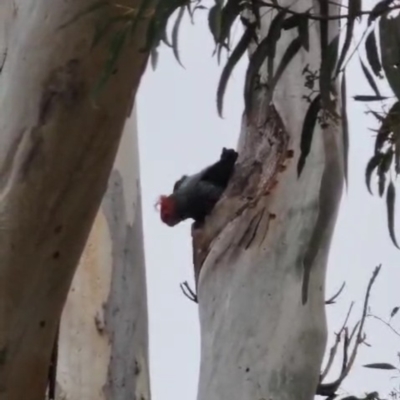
0, 1, 150, 398
56, 108, 150, 400
196, 2, 343, 400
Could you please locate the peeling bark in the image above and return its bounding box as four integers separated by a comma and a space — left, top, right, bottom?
195, 1, 344, 400
0, 0, 151, 398
56, 110, 150, 400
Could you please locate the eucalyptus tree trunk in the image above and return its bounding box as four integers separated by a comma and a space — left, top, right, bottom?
195, 2, 344, 400
55, 109, 150, 400
0, 1, 150, 399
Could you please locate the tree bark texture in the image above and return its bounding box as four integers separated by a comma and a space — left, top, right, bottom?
194, 2, 344, 400
55, 109, 150, 400
0, 1, 150, 398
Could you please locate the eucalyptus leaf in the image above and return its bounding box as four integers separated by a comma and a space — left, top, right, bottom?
375, 101, 400, 153
208, 3, 222, 44
354, 95, 388, 101
368, 0, 395, 26
378, 150, 392, 196
380, 12, 400, 101
354, 0, 362, 21
359, 58, 381, 96
336, 0, 360, 75
297, 16, 309, 51
218, 0, 241, 48
266, 36, 302, 105
320, 34, 339, 111
267, 10, 288, 88
318, 0, 329, 97
365, 153, 383, 194
172, 6, 185, 67
364, 362, 397, 370
390, 306, 399, 318
395, 129, 400, 174
244, 9, 287, 114
386, 181, 400, 248
217, 28, 254, 117
369, 110, 385, 122
144, 0, 188, 52
298, 94, 321, 177
150, 47, 159, 70
282, 14, 303, 30
365, 30, 382, 78
378, 167, 386, 197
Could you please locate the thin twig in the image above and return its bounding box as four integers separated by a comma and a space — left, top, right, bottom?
321, 331, 342, 381
317, 265, 382, 397
348, 321, 360, 345
342, 328, 349, 375
321, 302, 353, 381
340, 302, 354, 334
339, 266, 382, 381
326, 282, 346, 304
367, 314, 400, 339
180, 281, 198, 303
47, 321, 60, 400
340, 24, 371, 76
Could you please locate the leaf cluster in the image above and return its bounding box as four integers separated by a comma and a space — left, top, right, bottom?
365, 102, 400, 248
355, 3, 400, 249
212, 0, 400, 250
61, 0, 400, 251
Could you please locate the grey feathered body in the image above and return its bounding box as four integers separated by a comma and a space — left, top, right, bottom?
171, 148, 238, 224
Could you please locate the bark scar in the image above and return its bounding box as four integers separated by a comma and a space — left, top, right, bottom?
192, 103, 290, 287
39, 59, 83, 125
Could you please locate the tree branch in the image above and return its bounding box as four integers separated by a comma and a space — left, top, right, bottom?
325, 281, 346, 304
317, 265, 382, 398
180, 281, 198, 303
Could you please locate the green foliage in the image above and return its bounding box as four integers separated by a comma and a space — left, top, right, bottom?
60, 0, 400, 253
365, 100, 400, 248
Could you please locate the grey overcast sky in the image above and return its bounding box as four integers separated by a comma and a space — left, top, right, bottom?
137, 1, 400, 399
